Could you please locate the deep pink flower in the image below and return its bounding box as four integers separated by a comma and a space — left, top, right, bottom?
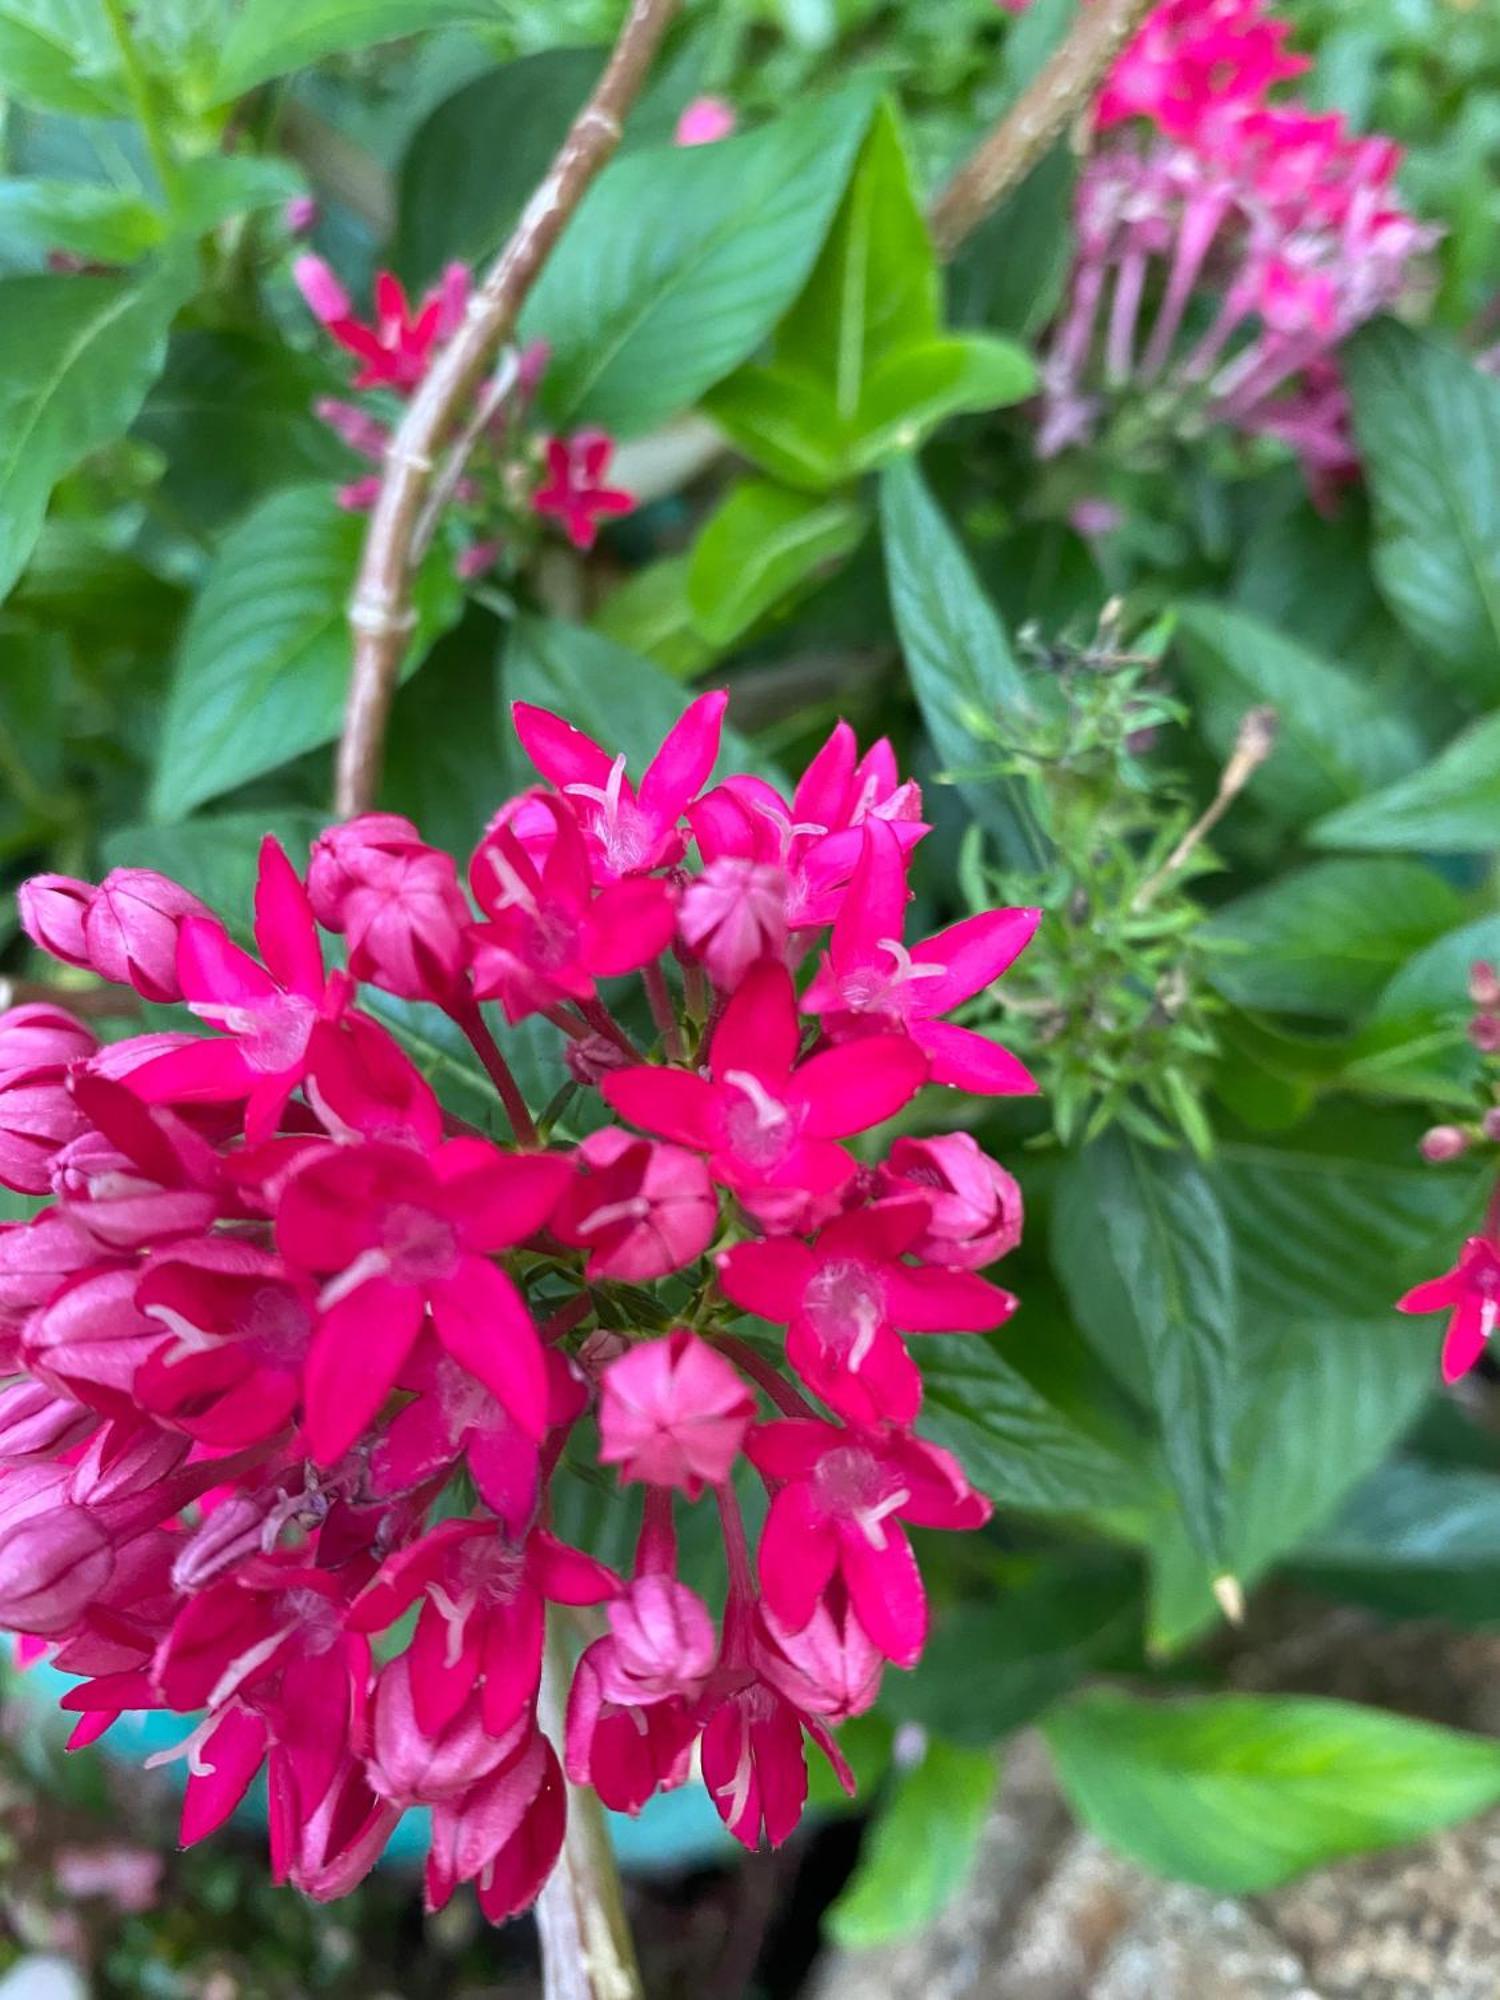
675, 95, 736, 146
746, 1420, 990, 1668
128, 839, 345, 1143
718, 1201, 1014, 1425
1097, 0, 1309, 146
1399, 1237, 1500, 1384
425, 1725, 566, 1921
699, 1664, 852, 1850
552, 1128, 716, 1282
0, 1004, 96, 1195
350, 1518, 617, 1738
308, 814, 472, 1003
276, 1133, 569, 1464
295, 256, 469, 393
803, 819, 1039, 1095
512, 690, 728, 883
565, 1636, 699, 1814
274, 1752, 401, 1902
878, 1132, 1024, 1270
469, 791, 677, 1019
532, 430, 634, 550
603, 961, 928, 1214
597, 1329, 754, 1496
24, 1265, 169, 1416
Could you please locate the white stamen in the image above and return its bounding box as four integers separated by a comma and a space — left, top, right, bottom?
317, 1247, 391, 1311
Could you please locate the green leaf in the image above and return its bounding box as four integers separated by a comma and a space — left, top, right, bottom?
593, 556, 713, 680
686, 480, 865, 646
502, 614, 778, 790
917, 1334, 1147, 1516
1341, 913, 1500, 1106
394, 47, 602, 285
826, 1738, 996, 1949
0, 1, 123, 116
151, 485, 462, 819
381, 608, 503, 859
171, 154, 305, 234
950, 141, 1075, 339
1346, 320, 1500, 695
1053, 1132, 1238, 1572
1311, 712, 1500, 854
0, 258, 191, 604
705, 103, 1034, 486
1174, 601, 1422, 827
213, 0, 493, 101
0, 180, 163, 264
1296, 1458, 1500, 1623
879, 456, 1041, 850
1202, 859, 1466, 1018
521, 84, 876, 436
1045, 1689, 1500, 1892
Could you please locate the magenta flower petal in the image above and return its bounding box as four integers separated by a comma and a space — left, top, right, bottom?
792, 1034, 928, 1138
430, 1260, 548, 1441
254, 838, 325, 998
912, 1020, 1040, 1095
304, 1278, 423, 1464
881, 1264, 1017, 1334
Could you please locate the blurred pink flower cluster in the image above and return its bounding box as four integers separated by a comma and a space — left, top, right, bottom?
294, 257, 634, 565
1039, 0, 1437, 504
0, 699, 1036, 1922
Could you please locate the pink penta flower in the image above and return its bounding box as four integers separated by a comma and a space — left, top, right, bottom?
675, 95, 736, 146
552, 1129, 716, 1282
349, 1517, 617, 1737
277, 1134, 570, 1464
717, 1201, 1015, 1425
128, 839, 346, 1144
597, 1329, 753, 1496
603, 961, 928, 1213
677, 857, 790, 990
565, 1636, 700, 1814
512, 690, 728, 882
699, 1662, 852, 1850
469, 791, 677, 1020
878, 1132, 1024, 1270
532, 430, 634, 550
756, 1594, 884, 1723
308, 814, 472, 1004
1399, 1237, 1500, 1384
803, 818, 1040, 1094
745, 1420, 991, 1668
295, 256, 469, 393
424, 1725, 566, 1923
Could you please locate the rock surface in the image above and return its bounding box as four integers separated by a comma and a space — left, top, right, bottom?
812, 1605, 1500, 2000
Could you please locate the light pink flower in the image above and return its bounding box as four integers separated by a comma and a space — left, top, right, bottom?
598, 1329, 753, 1496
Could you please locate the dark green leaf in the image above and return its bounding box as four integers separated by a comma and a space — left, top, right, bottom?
826, 1738, 996, 1949
522, 85, 876, 435
101, 811, 326, 926
151, 485, 462, 819
1311, 712, 1500, 854
1046, 1690, 1500, 1892
1174, 601, 1422, 827
1202, 859, 1465, 1017
213, 0, 493, 101
1053, 1132, 1238, 1571
1341, 913, 1500, 1106
917, 1334, 1147, 1515
0, 258, 191, 603
1296, 1458, 1500, 1623
686, 480, 865, 646
1346, 320, 1500, 695
394, 48, 602, 285
381, 607, 503, 859
950, 141, 1075, 338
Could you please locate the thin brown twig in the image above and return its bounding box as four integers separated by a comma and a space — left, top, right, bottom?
1131, 705, 1279, 913
929, 0, 1157, 258
335, 0, 680, 819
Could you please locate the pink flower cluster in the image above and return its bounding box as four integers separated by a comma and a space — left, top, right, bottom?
294, 257, 634, 558
1040, 0, 1436, 504
0, 700, 1036, 1921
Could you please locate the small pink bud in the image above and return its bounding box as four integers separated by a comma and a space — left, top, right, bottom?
757, 1599, 884, 1722
1484, 1107, 1500, 1144
0, 1380, 95, 1463
0, 1005, 96, 1194
566, 1033, 633, 1087
1472, 961, 1500, 1009
675, 96, 737, 147
1471, 1014, 1500, 1054
0, 1504, 113, 1634
18, 874, 94, 967
879, 1132, 1023, 1269
308, 816, 470, 1003
84, 870, 213, 1001
0, 1004, 96, 1082
1420, 1125, 1471, 1163
602, 1575, 717, 1701
598, 1329, 753, 1497
284, 193, 319, 236
369, 1653, 523, 1806
170, 1491, 278, 1592
293, 252, 351, 325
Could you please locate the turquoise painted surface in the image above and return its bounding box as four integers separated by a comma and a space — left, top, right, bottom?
23, 1662, 732, 1872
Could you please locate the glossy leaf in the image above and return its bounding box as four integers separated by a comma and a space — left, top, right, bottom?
826, 1738, 996, 1949
521, 84, 876, 435
1311, 712, 1500, 855
0, 258, 191, 603
1347, 320, 1500, 695
213, 0, 491, 101
1296, 1457, 1500, 1623
151, 485, 463, 819
686, 480, 865, 646
1054, 1132, 1238, 1570
1046, 1690, 1500, 1892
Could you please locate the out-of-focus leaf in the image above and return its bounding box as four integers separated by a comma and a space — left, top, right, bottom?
686, 481, 865, 646
101, 811, 326, 928
1346, 320, 1500, 696
0, 257, 191, 603
826, 1738, 996, 1949
1295, 1458, 1500, 1624
151, 485, 462, 818
1046, 1690, 1500, 1892
0, 1, 123, 116
1311, 713, 1500, 854
522, 85, 876, 436
0, 179, 162, 263
1054, 1133, 1238, 1572
1174, 601, 1423, 827
212, 0, 494, 101
1202, 859, 1465, 1017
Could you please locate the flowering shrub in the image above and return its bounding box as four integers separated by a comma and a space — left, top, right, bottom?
0, 700, 1036, 1918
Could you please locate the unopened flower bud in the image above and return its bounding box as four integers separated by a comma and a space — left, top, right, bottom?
602, 1575, 717, 1702
84, 870, 213, 1001
1420, 1125, 1471, 1163
879, 1132, 1023, 1269
1471, 961, 1500, 1009
1470, 1014, 1500, 1054
308, 816, 470, 1002
675, 96, 737, 146
1484, 1107, 1500, 1144
0, 1503, 113, 1634
565, 1032, 632, 1087
598, 1330, 753, 1497
17, 874, 94, 967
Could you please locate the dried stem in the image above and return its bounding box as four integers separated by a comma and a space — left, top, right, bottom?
1131, 706, 1279, 913
929, 0, 1156, 258
535, 1618, 644, 2000
336, 0, 680, 819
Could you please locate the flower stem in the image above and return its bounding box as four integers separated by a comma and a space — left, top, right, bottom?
714, 1333, 817, 1420
100, 0, 181, 209
447, 995, 539, 1148
643, 961, 684, 1061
